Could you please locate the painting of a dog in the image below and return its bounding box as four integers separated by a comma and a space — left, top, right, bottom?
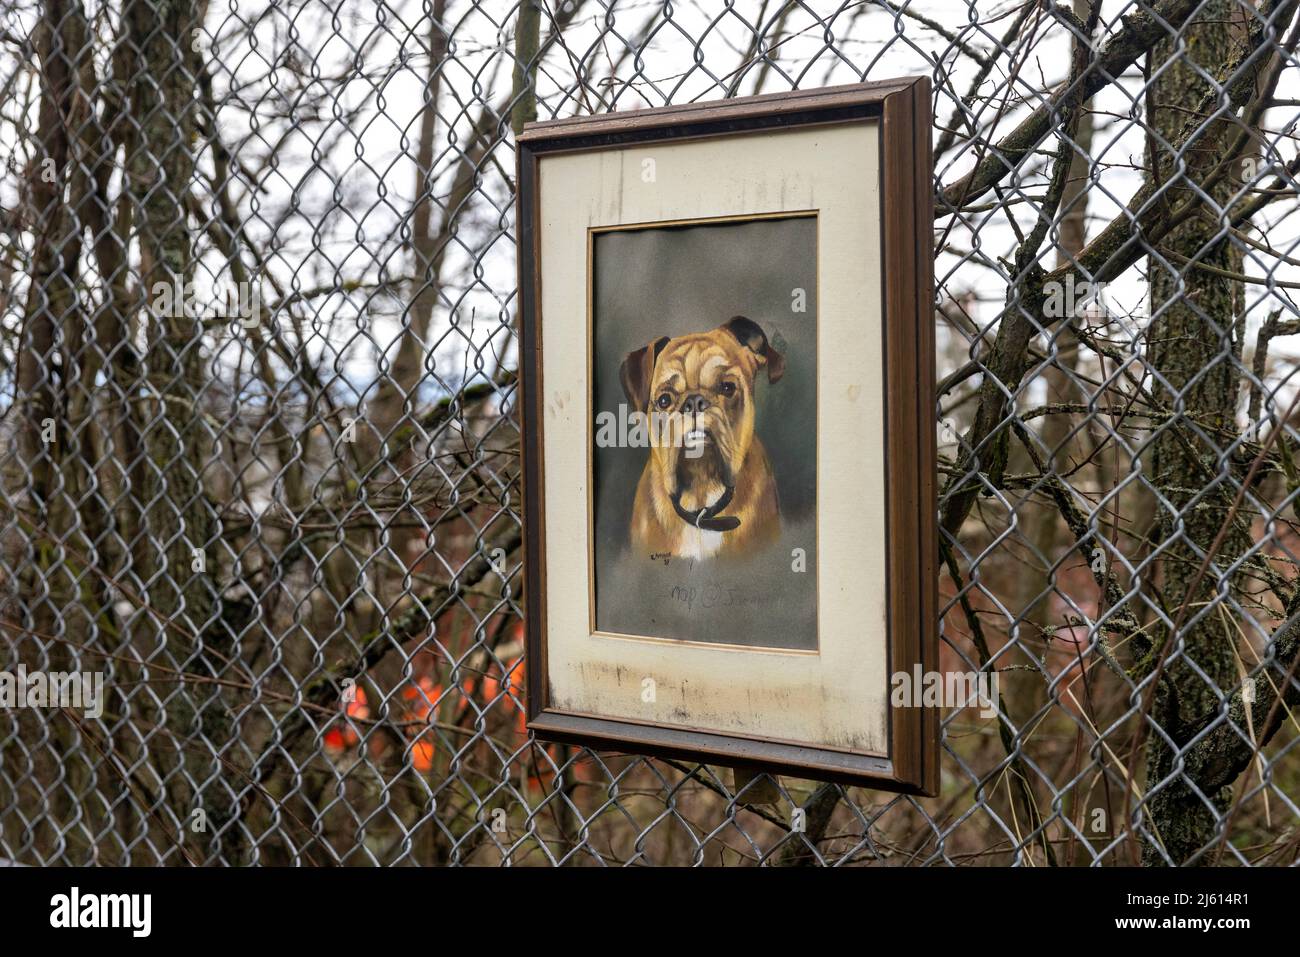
620, 316, 785, 559
590, 214, 816, 649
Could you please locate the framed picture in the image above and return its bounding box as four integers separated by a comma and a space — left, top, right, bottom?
517, 78, 937, 793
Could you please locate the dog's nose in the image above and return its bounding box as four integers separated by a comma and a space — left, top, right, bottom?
681, 394, 710, 415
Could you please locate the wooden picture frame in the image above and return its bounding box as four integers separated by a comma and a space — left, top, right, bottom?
516, 78, 937, 794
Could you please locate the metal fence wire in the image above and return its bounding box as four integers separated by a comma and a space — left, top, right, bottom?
2, 0, 1300, 866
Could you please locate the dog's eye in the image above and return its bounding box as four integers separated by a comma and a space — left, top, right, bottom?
719, 381, 737, 398
656, 393, 673, 410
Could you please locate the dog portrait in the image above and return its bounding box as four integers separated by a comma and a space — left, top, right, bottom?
620, 315, 786, 559
590, 214, 818, 650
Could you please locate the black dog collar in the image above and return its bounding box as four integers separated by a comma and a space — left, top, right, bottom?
669, 485, 741, 532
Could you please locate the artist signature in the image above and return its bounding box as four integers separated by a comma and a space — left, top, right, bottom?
663, 581, 774, 612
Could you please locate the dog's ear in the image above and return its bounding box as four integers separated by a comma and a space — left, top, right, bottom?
722, 315, 785, 384
620, 336, 670, 410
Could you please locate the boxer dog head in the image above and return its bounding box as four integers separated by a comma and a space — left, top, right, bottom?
620, 316, 785, 504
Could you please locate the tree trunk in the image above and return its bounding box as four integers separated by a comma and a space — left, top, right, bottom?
1143, 0, 1248, 865
122, 0, 232, 863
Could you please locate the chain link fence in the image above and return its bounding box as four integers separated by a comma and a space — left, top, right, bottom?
1, 0, 1298, 865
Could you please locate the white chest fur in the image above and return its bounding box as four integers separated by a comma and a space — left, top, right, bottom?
663, 486, 729, 559
675, 526, 724, 559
